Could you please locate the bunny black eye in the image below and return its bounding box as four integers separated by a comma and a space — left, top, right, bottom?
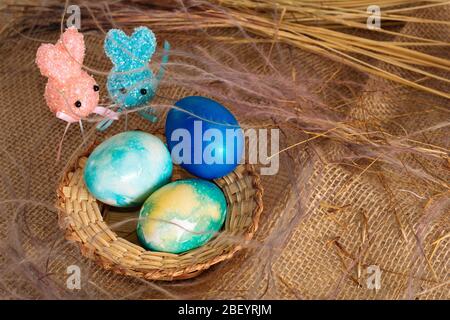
74, 100, 82, 108
140, 88, 147, 95
120, 87, 127, 94
93, 85, 100, 92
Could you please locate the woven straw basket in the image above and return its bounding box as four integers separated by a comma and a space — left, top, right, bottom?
57, 132, 263, 281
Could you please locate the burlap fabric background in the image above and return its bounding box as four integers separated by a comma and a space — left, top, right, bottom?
0, 4, 448, 299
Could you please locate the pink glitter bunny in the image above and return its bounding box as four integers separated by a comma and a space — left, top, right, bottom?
36, 27, 118, 123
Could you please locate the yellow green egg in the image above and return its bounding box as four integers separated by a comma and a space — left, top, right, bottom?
137, 179, 227, 254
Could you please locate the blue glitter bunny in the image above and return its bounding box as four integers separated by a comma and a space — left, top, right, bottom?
97, 26, 169, 131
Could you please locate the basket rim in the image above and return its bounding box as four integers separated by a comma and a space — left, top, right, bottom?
56, 137, 264, 281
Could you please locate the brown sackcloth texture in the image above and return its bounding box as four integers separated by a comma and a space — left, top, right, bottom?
0, 6, 448, 299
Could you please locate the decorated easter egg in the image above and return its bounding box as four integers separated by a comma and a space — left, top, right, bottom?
137, 179, 227, 253
84, 131, 172, 207
165, 96, 244, 179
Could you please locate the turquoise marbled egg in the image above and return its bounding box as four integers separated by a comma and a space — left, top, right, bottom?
137, 179, 227, 253
84, 131, 172, 207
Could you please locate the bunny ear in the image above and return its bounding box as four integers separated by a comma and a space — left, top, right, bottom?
130, 27, 156, 63
104, 27, 156, 68
36, 27, 84, 82
104, 28, 131, 66
36, 44, 76, 82
59, 26, 85, 65
36, 44, 56, 78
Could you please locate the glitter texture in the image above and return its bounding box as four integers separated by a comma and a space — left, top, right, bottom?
104, 27, 159, 114
35, 27, 117, 123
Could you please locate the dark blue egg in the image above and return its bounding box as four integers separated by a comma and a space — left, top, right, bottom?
165, 96, 244, 179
